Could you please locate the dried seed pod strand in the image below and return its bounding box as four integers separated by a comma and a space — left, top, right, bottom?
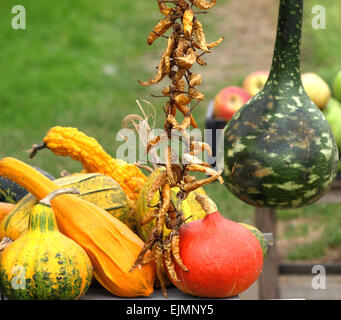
171, 233, 188, 272
164, 240, 180, 282
190, 0, 217, 10
183, 9, 194, 37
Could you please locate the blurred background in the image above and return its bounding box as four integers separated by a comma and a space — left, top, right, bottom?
1, 0, 341, 298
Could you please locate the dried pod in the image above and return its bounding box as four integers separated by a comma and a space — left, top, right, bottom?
164, 35, 175, 73
177, 0, 190, 10
171, 233, 188, 272
189, 87, 205, 101
155, 241, 168, 298
147, 15, 174, 46
183, 9, 194, 37
190, 0, 217, 10
175, 78, 186, 92
207, 36, 224, 49
156, 0, 172, 16
189, 73, 202, 87
162, 85, 172, 96
138, 54, 168, 87
174, 93, 192, 106
175, 48, 197, 69
174, 38, 190, 58
164, 240, 180, 282
175, 103, 198, 128
193, 19, 209, 52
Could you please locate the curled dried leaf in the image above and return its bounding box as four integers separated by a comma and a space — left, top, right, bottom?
190, 140, 212, 156
193, 19, 210, 52
181, 170, 223, 193
164, 35, 175, 73
207, 36, 224, 49
164, 240, 180, 282
147, 15, 174, 46
186, 164, 224, 183
174, 93, 192, 106
147, 170, 168, 204
155, 241, 168, 298
156, 0, 172, 16
139, 207, 158, 226
190, 0, 217, 10
171, 233, 188, 272
175, 48, 197, 69
189, 87, 205, 101
138, 54, 168, 87
162, 85, 173, 96
175, 103, 198, 128
189, 73, 202, 87
183, 9, 194, 37
177, 0, 190, 10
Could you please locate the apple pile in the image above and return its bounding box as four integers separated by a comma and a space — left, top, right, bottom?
213, 70, 268, 121
213, 70, 340, 122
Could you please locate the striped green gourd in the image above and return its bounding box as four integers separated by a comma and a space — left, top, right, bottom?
0, 201, 93, 300
222, 0, 339, 209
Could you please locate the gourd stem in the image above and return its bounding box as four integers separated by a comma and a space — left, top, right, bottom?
268, 0, 303, 83
0, 237, 13, 252
195, 194, 217, 215
40, 188, 80, 206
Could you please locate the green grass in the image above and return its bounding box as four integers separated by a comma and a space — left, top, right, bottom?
0, 0, 341, 261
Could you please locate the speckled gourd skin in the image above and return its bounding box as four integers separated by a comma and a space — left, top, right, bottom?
223, 0, 339, 209
0, 204, 93, 300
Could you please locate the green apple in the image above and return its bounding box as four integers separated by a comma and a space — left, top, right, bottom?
332, 71, 341, 102
302, 72, 331, 110
323, 98, 341, 150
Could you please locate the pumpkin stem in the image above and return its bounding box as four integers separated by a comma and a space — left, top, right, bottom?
40, 188, 80, 206
0, 237, 13, 252
195, 194, 218, 215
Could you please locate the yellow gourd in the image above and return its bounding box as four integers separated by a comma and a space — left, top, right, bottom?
0, 202, 93, 300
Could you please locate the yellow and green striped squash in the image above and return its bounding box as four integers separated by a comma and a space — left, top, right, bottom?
0, 173, 133, 241
0, 203, 93, 300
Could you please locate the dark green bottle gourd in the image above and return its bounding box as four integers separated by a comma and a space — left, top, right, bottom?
222, 0, 339, 209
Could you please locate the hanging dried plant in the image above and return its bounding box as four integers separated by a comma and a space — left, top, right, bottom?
130, 0, 223, 297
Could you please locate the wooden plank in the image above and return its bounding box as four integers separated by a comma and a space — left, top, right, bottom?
255, 208, 279, 299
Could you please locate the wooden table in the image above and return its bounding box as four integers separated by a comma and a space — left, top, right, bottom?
255, 178, 341, 300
